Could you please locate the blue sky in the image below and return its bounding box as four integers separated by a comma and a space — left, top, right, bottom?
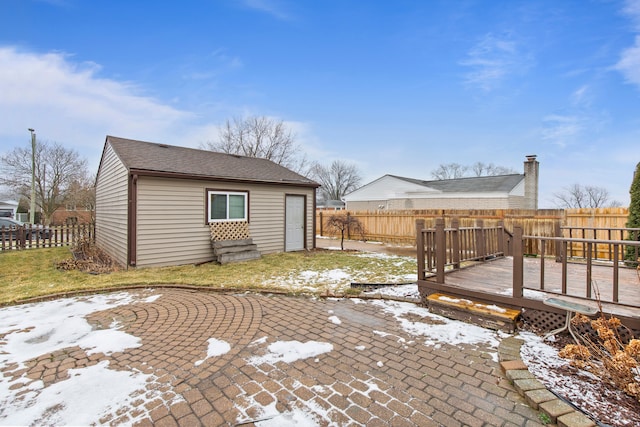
1, 0, 639, 207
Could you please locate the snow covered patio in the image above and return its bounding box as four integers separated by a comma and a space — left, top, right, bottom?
0, 288, 548, 426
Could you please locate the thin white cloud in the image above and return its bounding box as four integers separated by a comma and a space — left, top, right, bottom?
242, 0, 293, 20
623, 0, 640, 30
460, 32, 532, 92
570, 85, 591, 107
615, 1, 640, 88
614, 35, 640, 87
540, 114, 583, 147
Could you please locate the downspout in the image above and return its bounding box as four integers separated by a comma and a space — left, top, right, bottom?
128, 174, 138, 266
312, 192, 317, 249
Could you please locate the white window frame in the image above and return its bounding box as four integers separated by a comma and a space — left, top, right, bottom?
207, 190, 248, 222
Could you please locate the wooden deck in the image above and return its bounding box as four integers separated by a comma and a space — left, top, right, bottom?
435, 257, 640, 320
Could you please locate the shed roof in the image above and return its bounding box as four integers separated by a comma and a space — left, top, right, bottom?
105, 136, 318, 187
387, 173, 524, 193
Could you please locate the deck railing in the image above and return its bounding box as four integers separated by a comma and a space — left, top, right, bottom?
559, 226, 640, 264
0, 224, 94, 251
514, 225, 640, 304
416, 219, 640, 331
417, 219, 640, 305
416, 218, 510, 283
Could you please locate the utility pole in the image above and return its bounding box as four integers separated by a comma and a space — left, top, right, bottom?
28, 128, 36, 224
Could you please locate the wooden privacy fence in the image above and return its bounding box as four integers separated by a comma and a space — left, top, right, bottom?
317, 209, 564, 255
317, 209, 564, 245
317, 207, 635, 260
0, 224, 94, 251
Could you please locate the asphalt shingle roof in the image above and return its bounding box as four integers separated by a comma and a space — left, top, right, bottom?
388, 173, 524, 193
105, 136, 318, 187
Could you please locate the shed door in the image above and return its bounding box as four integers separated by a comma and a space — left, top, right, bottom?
285, 195, 305, 251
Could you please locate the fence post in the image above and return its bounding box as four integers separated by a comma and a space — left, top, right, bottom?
435, 218, 446, 284
319, 211, 323, 237
451, 217, 460, 269
554, 220, 562, 262
512, 224, 524, 298
475, 219, 486, 260
416, 219, 425, 281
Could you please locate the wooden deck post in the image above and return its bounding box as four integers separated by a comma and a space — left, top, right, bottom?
512, 224, 524, 298
497, 220, 504, 256
416, 219, 425, 281
476, 219, 486, 260
435, 218, 446, 284
451, 217, 460, 269
554, 220, 562, 262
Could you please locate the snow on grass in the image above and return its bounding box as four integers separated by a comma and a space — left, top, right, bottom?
261, 252, 416, 293
195, 338, 231, 366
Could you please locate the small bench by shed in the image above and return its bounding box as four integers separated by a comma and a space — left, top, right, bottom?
427, 293, 521, 333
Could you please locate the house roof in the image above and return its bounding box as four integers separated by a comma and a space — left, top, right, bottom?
386, 174, 524, 193
105, 136, 319, 187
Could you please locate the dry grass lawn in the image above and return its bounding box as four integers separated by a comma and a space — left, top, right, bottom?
0, 246, 417, 305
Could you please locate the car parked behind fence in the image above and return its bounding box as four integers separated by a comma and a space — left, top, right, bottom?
0, 218, 51, 240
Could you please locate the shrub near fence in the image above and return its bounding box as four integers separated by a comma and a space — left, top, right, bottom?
0, 224, 95, 251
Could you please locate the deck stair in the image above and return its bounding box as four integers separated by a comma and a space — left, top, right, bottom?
212, 238, 261, 264
427, 293, 521, 333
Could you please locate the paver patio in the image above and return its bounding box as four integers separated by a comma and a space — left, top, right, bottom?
1, 288, 545, 426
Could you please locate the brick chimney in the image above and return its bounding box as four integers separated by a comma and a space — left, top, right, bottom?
524, 155, 539, 209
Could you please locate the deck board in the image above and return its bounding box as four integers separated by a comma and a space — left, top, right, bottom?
435, 257, 640, 319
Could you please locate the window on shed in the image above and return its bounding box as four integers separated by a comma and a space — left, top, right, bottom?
208, 191, 248, 222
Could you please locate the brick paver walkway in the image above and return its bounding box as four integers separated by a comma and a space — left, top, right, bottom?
5, 289, 545, 426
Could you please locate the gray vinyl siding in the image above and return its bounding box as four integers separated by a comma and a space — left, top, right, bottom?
134, 177, 315, 268
95, 143, 129, 267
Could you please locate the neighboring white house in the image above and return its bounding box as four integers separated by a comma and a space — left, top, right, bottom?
0, 200, 18, 218
95, 136, 319, 268
344, 155, 539, 211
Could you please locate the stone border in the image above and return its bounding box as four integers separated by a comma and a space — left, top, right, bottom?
498, 337, 596, 427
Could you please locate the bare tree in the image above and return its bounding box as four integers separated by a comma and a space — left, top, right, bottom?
553, 184, 612, 208
0, 140, 89, 224
311, 160, 362, 201
63, 173, 97, 223
325, 213, 365, 250
431, 162, 517, 180
471, 162, 517, 176
431, 163, 468, 180
203, 116, 308, 173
